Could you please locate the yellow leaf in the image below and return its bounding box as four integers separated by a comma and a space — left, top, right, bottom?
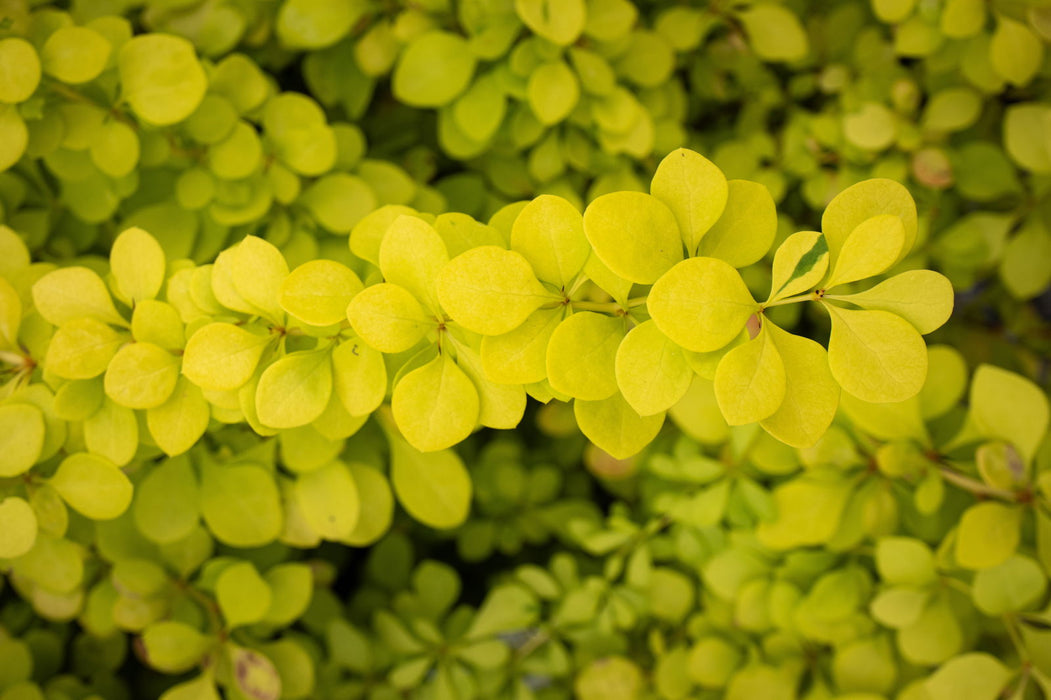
614, 320, 692, 416
546, 311, 624, 400
346, 283, 431, 354
826, 270, 953, 334
760, 323, 840, 448
696, 180, 777, 267
181, 322, 273, 392
650, 148, 728, 255
391, 353, 479, 452
279, 259, 363, 327
713, 323, 786, 425
824, 214, 905, 289
110, 227, 166, 303
331, 338, 387, 416
574, 392, 665, 459
378, 215, 448, 314
510, 194, 590, 287
582, 191, 683, 284
480, 307, 564, 385
825, 305, 927, 403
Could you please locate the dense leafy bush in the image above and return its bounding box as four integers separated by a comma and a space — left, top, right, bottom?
0, 1, 1050, 699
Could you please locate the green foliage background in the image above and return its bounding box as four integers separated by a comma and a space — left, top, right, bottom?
0, 0, 1050, 699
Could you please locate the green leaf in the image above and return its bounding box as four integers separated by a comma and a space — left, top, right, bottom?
968, 364, 1049, 463
391, 353, 479, 452
295, 461, 360, 540
280, 260, 363, 326
32, 266, 124, 328
1000, 217, 1051, 299
217, 562, 272, 628
1003, 103, 1051, 174
104, 342, 180, 409
575, 657, 644, 700
827, 271, 954, 334
480, 307, 563, 385
44, 317, 124, 379
714, 323, 786, 426
823, 215, 906, 289
331, 339, 387, 416
989, 17, 1043, 86
972, 554, 1047, 615
696, 180, 777, 267
876, 537, 937, 585
466, 584, 538, 639
199, 462, 283, 547
0, 104, 26, 172
574, 391, 665, 459
437, 246, 553, 335
389, 432, 471, 529
821, 179, 917, 271
111, 227, 166, 303
955, 502, 1022, 570
650, 148, 728, 256
49, 452, 133, 521
649, 257, 757, 352
141, 621, 213, 673
825, 305, 927, 403
379, 215, 448, 314
756, 476, 853, 549
256, 349, 332, 429
924, 653, 1010, 700
118, 34, 207, 125
759, 322, 839, 448
159, 675, 221, 700
767, 231, 829, 302
301, 173, 377, 234
941, 0, 985, 37
0, 496, 37, 559
688, 637, 741, 688
528, 61, 579, 125
146, 378, 210, 457
263, 92, 337, 176
344, 463, 394, 546
182, 323, 272, 392
510, 195, 589, 288
276, 0, 365, 48
0, 277, 20, 350
614, 320, 692, 416
346, 283, 432, 354
261, 564, 313, 626
737, 4, 809, 61
133, 456, 200, 544
392, 31, 476, 107
582, 191, 683, 284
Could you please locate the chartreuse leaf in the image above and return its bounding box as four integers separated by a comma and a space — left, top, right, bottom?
584, 251, 634, 306
924, 653, 1010, 700
256, 349, 332, 429
876, 537, 937, 585
737, 4, 809, 61
44, 317, 125, 379
968, 364, 1049, 463
480, 307, 564, 385
650, 148, 728, 255
392, 353, 479, 452
756, 476, 853, 549
111, 227, 165, 303
688, 637, 742, 688
825, 305, 927, 403
392, 31, 476, 107
455, 346, 527, 429
349, 205, 419, 266
146, 378, 210, 457
516, 0, 586, 45
32, 266, 125, 327
132, 300, 185, 349
697, 180, 777, 268
0, 38, 41, 103
823, 215, 905, 289
759, 322, 839, 448
199, 462, 282, 547
260, 564, 312, 626
615, 320, 692, 416
331, 339, 386, 416
295, 461, 360, 540
649, 257, 758, 352
217, 561, 272, 629
574, 392, 665, 459
159, 674, 220, 700
389, 430, 471, 529
344, 463, 393, 546
767, 231, 828, 302
141, 621, 213, 673
871, 588, 930, 629
827, 270, 954, 334
118, 34, 207, 125
346, 283, 432, 353
0, 277, 20, 349
276, 0, 364, 47
989, 17, 1043, 86
182, 323, 272, 392
84, 398, 138, 466
437, 247, 554, 335
528, 61, 579, 125
0, 496, 37, 559
228, 236, 289, 323
972, 554, 1046, 615
133, 456, 199, 544
466, 584, 538, 638
583, 191, 683, 284
510, 195, 589, 288
713, 323, 786, 425
955, 502, 1022, 569
821, 179, 917, 268
279, 260, 363, 326
1004, 104, 1051, 174
547, 312, 624, 400
104, 342, 180, 409
379, 215, 449, 314
49, 453, 133, 520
